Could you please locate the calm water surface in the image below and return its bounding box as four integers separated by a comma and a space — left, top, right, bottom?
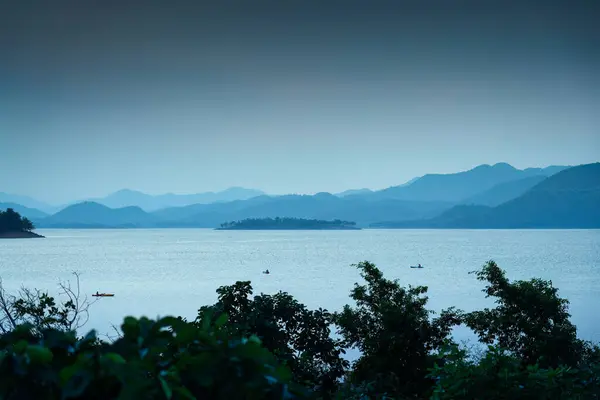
1, 229, 599, 345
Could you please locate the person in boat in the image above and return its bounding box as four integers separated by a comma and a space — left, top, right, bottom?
95, 291, 99, 296
264, 269, 270, 274
418, 263, 422, 268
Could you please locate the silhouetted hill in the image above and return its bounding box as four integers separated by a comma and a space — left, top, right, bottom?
362, 163, 568, 202
27, 162, 584, 229
0, 193, 57, 214
459, 175, 548, 207
153, 192, 451, 227
374, 163, 600, 228
0, 203, 48, 220
335, 189, 373, 197
88, 187, 265, 211
38, 202, 157, 228
152, 195, 274, 222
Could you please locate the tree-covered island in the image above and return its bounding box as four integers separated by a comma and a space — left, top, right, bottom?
217, 217, 361, 230
0, 208, 44, 238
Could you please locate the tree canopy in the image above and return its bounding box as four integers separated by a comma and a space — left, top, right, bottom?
218, 217, 358, 230
0, 208, 34, 233
0, 260, 598, 399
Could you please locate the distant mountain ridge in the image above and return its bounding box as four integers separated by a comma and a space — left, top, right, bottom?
360, 163, 568, 203
0, 203, 48, 220
83, 187, 266, 211
35, 194, 452, 229
335, 189, 373, 197
373, 163, 600, 229
12, 162, 594, 229
459, 175, 548, 207
157, 193, 451, 227
0, 193, 57, 214
40, 201, 158, 228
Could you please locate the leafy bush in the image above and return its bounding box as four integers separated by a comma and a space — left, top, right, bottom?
197, 281, 347, 397
334, 261, 462, 398
0, 273, 94, 335
1, 259, 599, 399
464, 261, 595, 368
429, 343, 600, 399
0, 315, 302, 399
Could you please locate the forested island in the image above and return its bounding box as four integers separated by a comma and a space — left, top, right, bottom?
217, 217, 361, 230
0, 208, 43, 238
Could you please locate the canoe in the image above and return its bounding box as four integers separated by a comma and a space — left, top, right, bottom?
410, 266, 424, 269
92, 293, 114, 297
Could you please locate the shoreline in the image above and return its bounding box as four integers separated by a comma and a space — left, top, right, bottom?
215, 227, 362, 231
0, 231, 45, 239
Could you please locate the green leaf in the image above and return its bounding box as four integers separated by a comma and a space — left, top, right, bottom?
159, 376, 173, 399
197, 373, 215, 387
25, 345, 53, 364
201, 310, 213, 331
248, 334, 262, 345
215, 313, 228, 328
60, 367, 93, 399
13, 340, 28, 354
122, 316, 139, 337
174, 386, 197, 400
103, 352, 126, 364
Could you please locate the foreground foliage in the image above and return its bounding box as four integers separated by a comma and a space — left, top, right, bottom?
0, 315, 300, 399
335, 261, 461, 398
429, 344, 600, 399
197, 282, 347, 397
0, 272, 94, 335
464, 261, 595, 369
0, 260, 598, 399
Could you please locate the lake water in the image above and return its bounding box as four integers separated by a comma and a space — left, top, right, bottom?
1, 229, 599, 347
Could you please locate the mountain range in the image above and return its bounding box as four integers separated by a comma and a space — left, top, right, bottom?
84, 187, 266, 211
0, 187, 265, 214
4, 162, 598, 229
0, 193, 58, 214
0, 202, 49, 220
372, 163, 600, 229
349, 163, 566, 203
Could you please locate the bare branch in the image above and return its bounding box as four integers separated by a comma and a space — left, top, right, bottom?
101, 323, 124, 343
58, 272, 98, 331
0, 278, 18, 332
0, 272, 97, 335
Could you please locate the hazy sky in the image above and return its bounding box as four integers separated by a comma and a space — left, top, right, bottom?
1, 0, 599, 204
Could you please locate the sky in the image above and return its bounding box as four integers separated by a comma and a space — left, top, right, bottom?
1, 0, 599, 204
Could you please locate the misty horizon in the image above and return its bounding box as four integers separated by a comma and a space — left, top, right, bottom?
1, 1, 598, 204
1, 161, 586, 206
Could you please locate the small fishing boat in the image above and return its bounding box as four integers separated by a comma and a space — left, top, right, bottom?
92, 292, 115, 297
410, 265, 424, 269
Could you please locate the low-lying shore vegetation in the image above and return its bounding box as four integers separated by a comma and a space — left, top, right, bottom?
0, 260, 598, 399
217, 217, 360, 230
